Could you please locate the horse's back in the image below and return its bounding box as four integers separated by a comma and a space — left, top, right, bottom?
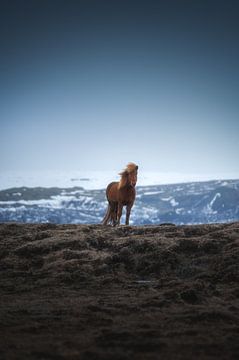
106, 182, 119, 202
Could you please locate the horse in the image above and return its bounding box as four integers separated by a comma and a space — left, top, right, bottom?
102, 163, 138, 226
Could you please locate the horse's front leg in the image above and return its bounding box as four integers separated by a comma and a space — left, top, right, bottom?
126, 204, 133, 225
112, 203, 118, 226
116, 203, 123, 225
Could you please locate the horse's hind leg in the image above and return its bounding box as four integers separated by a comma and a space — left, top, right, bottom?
102, 204, 111, 225
107, 202, 117, 226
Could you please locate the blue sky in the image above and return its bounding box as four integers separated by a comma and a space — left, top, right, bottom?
1, 0, 239, 176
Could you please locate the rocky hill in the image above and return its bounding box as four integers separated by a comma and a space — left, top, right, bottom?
0, 222, 239, 359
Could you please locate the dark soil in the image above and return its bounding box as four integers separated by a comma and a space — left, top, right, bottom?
0, 222, 239, 359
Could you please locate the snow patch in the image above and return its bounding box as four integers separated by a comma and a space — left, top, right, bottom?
176, 208, 184, 214
162, 197, 172, 201
170, 198, 179, 207
0, 195, 96, 210
205, 193, 221, 214
210, 193, 221, 207
161, 196, 179, 207
143, 191, 164, 196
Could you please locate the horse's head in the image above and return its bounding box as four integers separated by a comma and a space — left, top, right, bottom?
119, 163, 138, 188
128, 167, 138, 187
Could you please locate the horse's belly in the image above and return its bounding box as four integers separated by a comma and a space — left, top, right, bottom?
107, 182, 119, 202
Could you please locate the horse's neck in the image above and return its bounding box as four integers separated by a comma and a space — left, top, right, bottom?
118, 177, 128, 189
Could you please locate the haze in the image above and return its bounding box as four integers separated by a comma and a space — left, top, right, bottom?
1, 0, 239, 179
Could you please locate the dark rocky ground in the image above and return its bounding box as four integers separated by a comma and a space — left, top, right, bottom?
0, 222, 239, 359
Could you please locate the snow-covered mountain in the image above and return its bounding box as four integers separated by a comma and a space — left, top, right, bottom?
0, 179, 239, 225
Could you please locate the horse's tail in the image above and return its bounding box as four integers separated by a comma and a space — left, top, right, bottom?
102, 182, 118, 225
102, 204, 111, 225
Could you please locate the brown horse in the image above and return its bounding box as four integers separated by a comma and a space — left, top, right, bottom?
102, 163, 138, 226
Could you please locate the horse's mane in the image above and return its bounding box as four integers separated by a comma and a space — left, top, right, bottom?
118, 163, 138, 189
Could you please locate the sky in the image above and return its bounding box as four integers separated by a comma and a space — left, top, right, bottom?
1, 0, 239, 177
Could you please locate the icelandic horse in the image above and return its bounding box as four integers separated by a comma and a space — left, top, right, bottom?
102, 163, 138, 226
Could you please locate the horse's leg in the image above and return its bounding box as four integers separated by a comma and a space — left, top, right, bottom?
102, 204, 111, 225
109, 205, 113, 225
116, 203, 123, 225
112, 203, 118, 226
126, 204, 133, 225
107, 202, 115, 226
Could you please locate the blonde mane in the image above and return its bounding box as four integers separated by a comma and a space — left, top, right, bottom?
118, 163, 138, 189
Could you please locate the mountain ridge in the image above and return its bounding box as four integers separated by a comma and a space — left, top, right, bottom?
0, 179, 239, 225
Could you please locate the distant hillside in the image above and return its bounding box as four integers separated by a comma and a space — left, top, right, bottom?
0, 179, 239, 224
